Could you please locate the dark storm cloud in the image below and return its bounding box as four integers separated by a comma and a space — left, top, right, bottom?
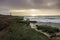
31, 0, 60, 9
0, 0, 60, 9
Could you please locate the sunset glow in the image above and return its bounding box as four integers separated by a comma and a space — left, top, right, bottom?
9, 9, 60, 16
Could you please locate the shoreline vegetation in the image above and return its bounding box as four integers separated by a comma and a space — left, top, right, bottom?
0, 14, 60, 40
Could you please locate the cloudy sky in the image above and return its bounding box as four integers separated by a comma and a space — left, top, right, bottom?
0, 0, 60, 16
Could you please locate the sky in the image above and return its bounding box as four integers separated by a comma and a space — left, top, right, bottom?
0, 0, 60, 16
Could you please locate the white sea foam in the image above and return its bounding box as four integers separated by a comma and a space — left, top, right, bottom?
24, 16, 60, 23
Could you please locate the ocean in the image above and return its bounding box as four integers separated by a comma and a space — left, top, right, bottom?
24, 16, 60, 23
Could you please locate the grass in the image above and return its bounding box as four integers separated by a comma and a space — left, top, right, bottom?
0, 22, 49, 40
36, 25, 60, 33
0, 15, 49, 40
